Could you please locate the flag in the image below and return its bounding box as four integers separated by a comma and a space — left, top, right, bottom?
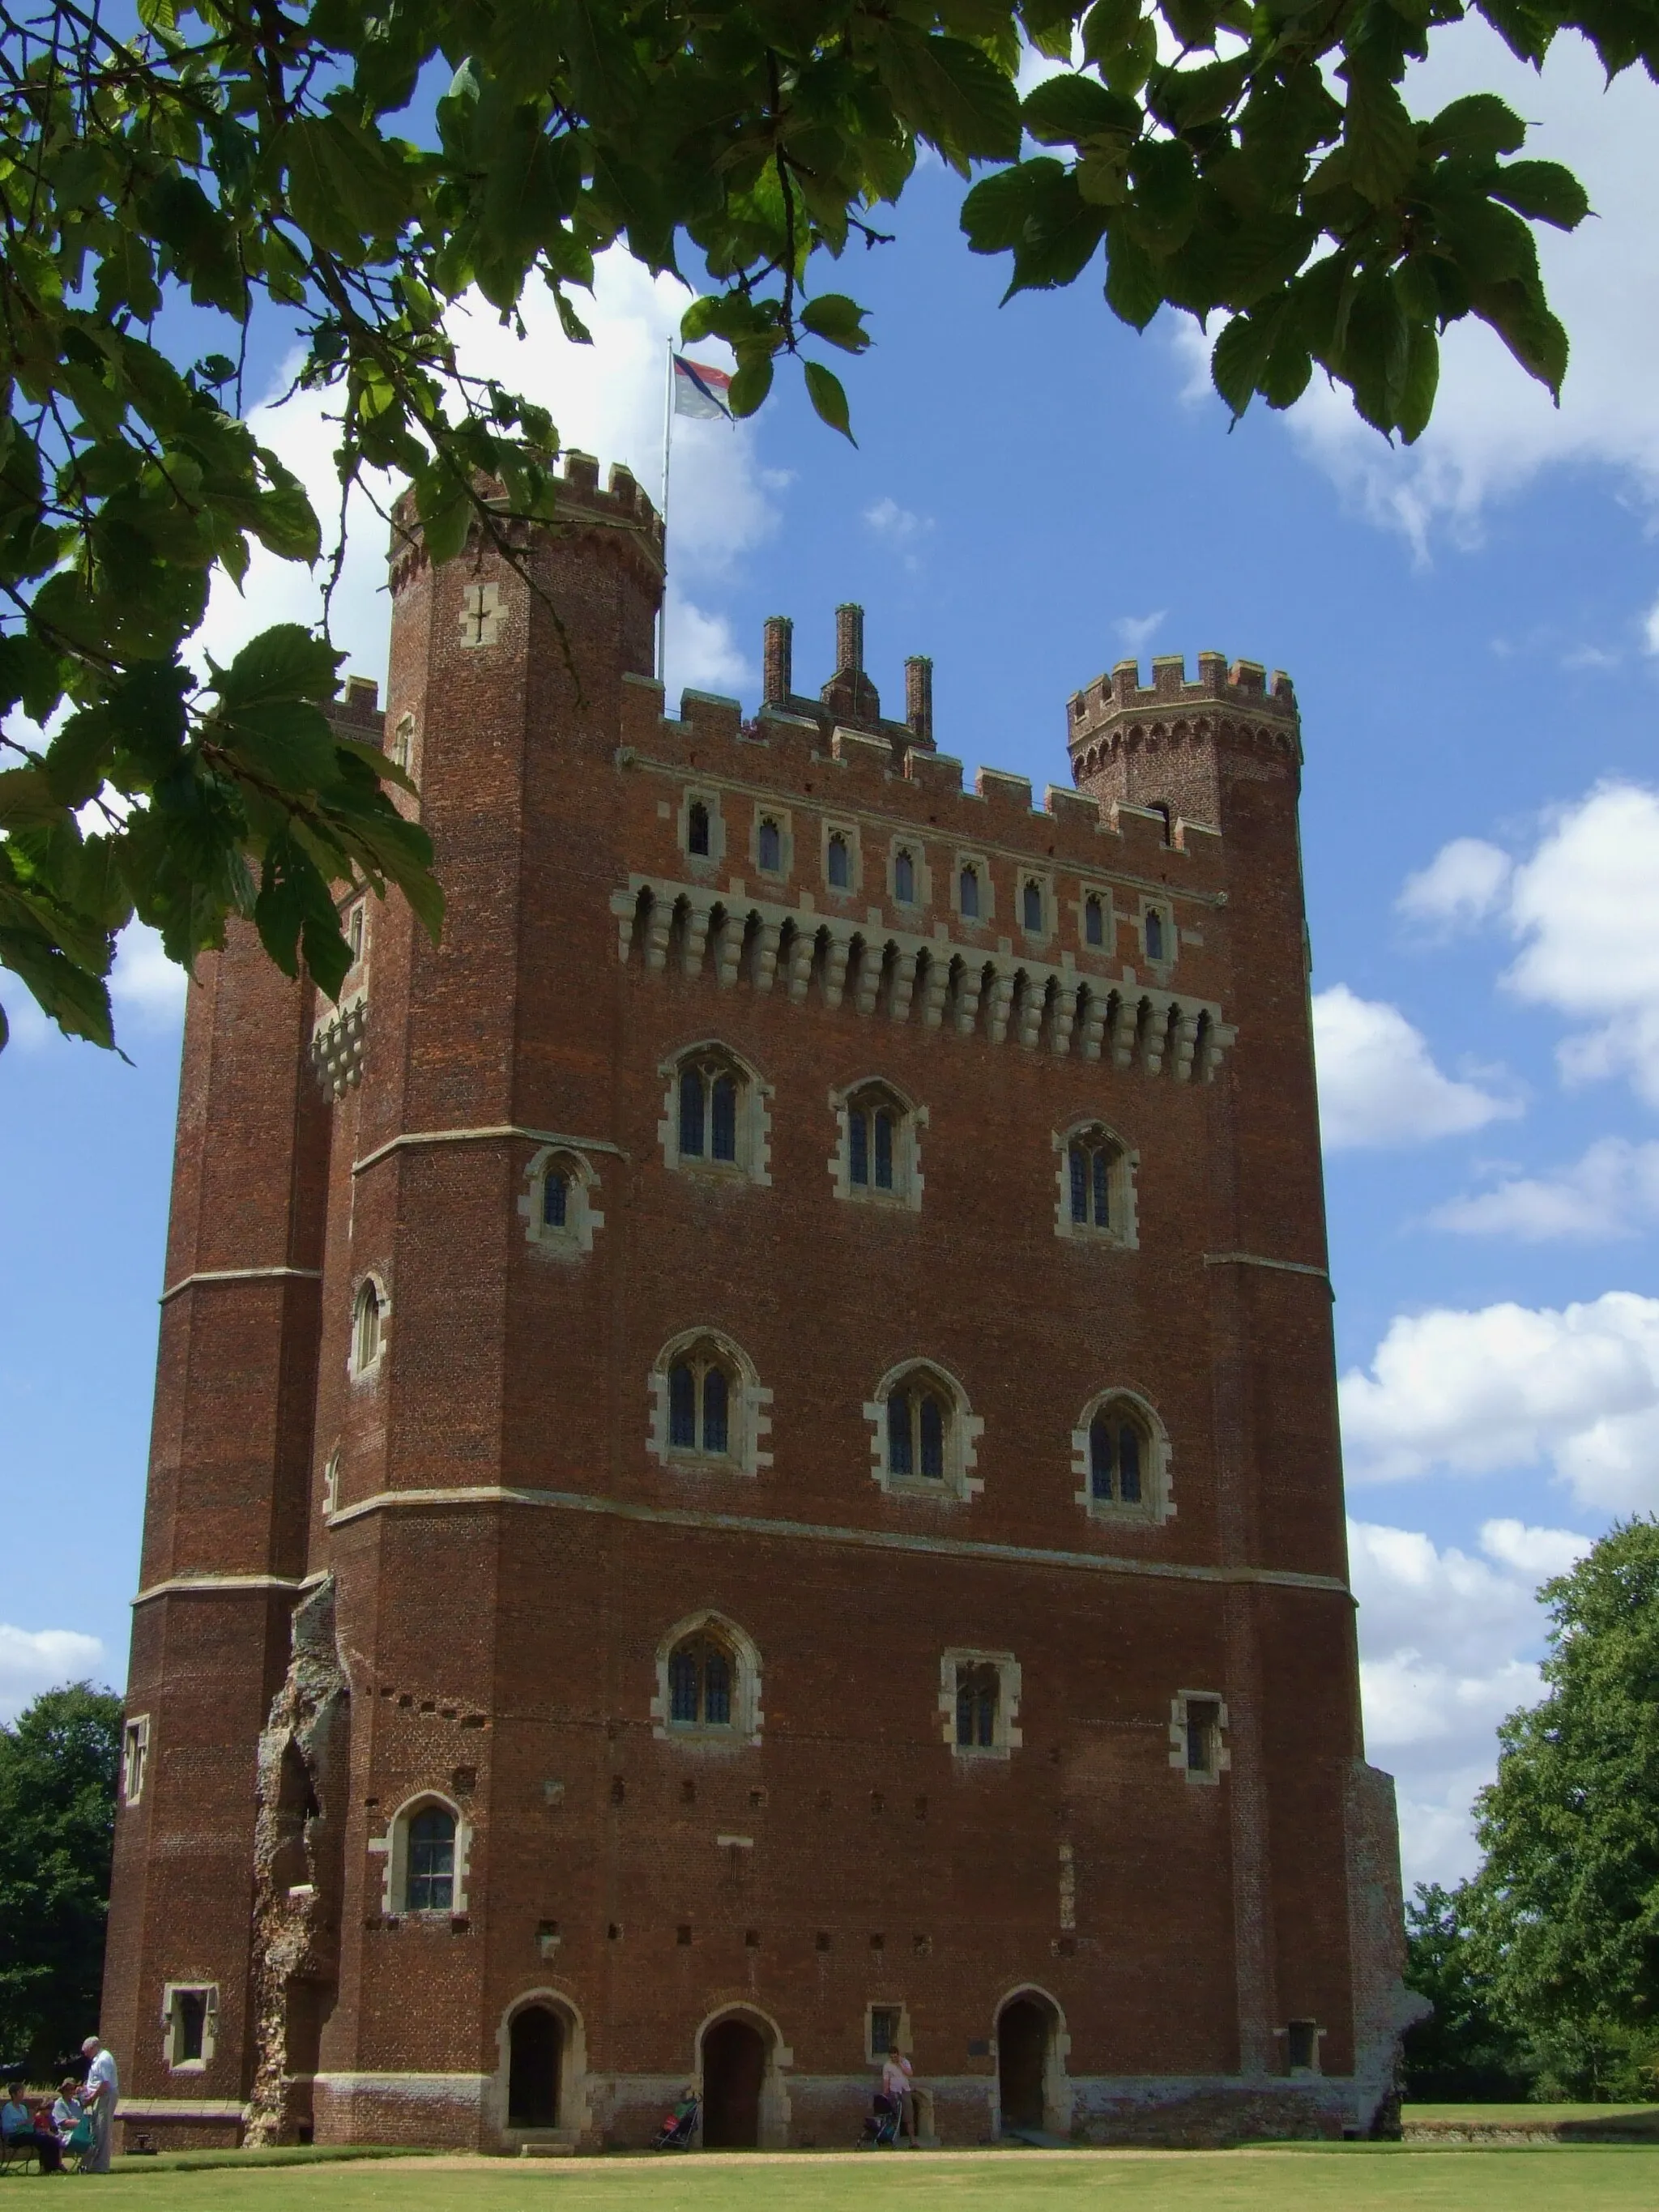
673, 356, 733, 420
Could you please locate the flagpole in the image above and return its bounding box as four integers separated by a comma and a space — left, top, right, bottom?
657, 339, 673, 684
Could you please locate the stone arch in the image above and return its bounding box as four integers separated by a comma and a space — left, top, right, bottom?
992, 1984, 1072, 2138
647, 1326, 772, 1479
1073, 1383, 1175, 1524
650, 1609, 764, 1746
493, 1988, 589, 2146
693, 2001, 793, 2149
866, 1357, 983, 1502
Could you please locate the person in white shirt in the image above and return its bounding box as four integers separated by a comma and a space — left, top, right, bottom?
879, 2048, 918, 2146
79, 2039, 117, 2174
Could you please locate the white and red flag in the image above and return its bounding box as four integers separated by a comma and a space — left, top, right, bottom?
672, 355, 733, 420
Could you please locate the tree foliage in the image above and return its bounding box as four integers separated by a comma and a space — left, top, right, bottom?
0, 1683, 122, 2076
1472, 1517, 1659, 2068
1401, 1880, 1535, 2101
0, 0, 1625, 1048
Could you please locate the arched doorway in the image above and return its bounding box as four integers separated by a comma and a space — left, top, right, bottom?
702, 2015, 766, 2148
997, 1996, 1051, 2133
507, 2004, 561, 2129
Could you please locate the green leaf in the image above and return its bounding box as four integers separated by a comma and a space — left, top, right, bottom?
727, 354, 776, 417
876, 28, 1023, 170
962, 158, 1068, 253
1210, 310, 1273, 415
1021, 75, 1141, 147
0, 768, 71, 833
804, 360, 856, 443
286, 116, 417, 252
1345, 74, 1422, 207
1398, 317, 1439, 443
1423, 92, 1528, 160
1491, 159, 1591, 229
1081, 0, 1145, 68
1103, 224, 1162, 326
800, 294, 872, 354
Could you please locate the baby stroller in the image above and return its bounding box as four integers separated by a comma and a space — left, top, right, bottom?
857, 2092, 900, 2149
652, 2093, 700, 2151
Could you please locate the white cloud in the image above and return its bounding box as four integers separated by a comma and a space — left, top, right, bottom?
1112, 610, 1167, 655
1352, 1517, 1589, 1886
1341, 1289, 1659, 1511
668, 603, 750, 697
0, 1626, 107, 1724
199, 249, 781, 705
1644, 594, 1659, 656
1188, 22, 1659, 550
1401, 785, 1659, 1106
864, 496, 932, 573
1396, 837, 1512, 935
110, 923, 188, 1026
1432, 1136, 1659, 1241
1312, 982, 1517, 1149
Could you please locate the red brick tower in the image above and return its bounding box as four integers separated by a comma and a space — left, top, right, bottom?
104, 458, 1418, 2153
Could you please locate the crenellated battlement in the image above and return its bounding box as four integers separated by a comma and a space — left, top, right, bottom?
1068, 653, 1297, 736
386, 450, 663, 595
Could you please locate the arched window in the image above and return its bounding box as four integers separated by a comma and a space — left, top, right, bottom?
956, 1661, 1000, 1749
1074, 1391, 1169, 1520
827, 832, 851, 889
893, 847, 916, 905
1021, 879, 1043, 933
757, 817, 782, 872
1084, 893, 1105, 948
959, 865, 980, 920
352, 1279, 383, 1375
1057, 1123, 1134, 1247
679, 1056, 740, 1163
652, 1332, 768, 1477
542, 1167, 568, 1230
667, 1349, 732, 1457
887, 1382, 945, 1478
1145, 907, 1166, 962
836, 1082, 923, 1209
688, 800, 710, 857
405, 1805, 455, 1912
1089, 1411, 1143, 1505
872, 1362, 981, 1499
668, 1632, 734, 1728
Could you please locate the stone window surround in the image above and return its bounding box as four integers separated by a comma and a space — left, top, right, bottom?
321, 1450, 340, 1519
1052, 1119, 1140, 1251
519, 1144, 604, 1257
650, 1609, 764, 1747
821, 817, 864, 897
864, 2001, 913, 2065
1138, 893, 1176, 974
1073, 880, 1115, 953
658, 1040, 774, 1187
369, 1789, 472, 1916
160, 1981, 219, 2073
678, 784, 727, 873
937, 1648, 1022, 1761
646, 1328, 774, 1481
1017, 867, 1055, 944
885, 833, 932, 914
829, 1078, 927, 1211
349, 1272, 390, 1383
1278, 2020, 1326, 2077
458, 579, 505, 648
1070, 1386, 1175, 1525
1168, 1689, 1230, 1784
951, 849, 995, 928
493, 1991, 591, 2143
122, 1714, 150, 1806
865, 1360, 983, 1503
750, 803, 795, 884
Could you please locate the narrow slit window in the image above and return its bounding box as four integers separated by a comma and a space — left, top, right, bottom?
893, 849, 916, 904
1089, 1416, 1112, 1501
888, 1392, 913, 1477
702, 1366, 729, 1454
959, 866, 980, 919
667, 1353, 736, 1460
1085, 893, 1104, 948
873, 1109, 894, 1191
669, 1362, 697, 1448
688, 800, 710, 857
1145, 909, 1166, 962
710, 1073, 738, 1161
1185, 1698, 1221, 1776
353, 1281, 382, 1372
828, 833, 851, 889
919, 1394, 944, 1477
886, 1379, 948, 1482
175, 1992, 207, 2065
679, 1067, 706, 1157
758, 818, 782, 872
1022, 880, 1043, 932
850, 1110, 869, 1187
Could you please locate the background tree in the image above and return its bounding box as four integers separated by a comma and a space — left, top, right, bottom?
1469, 1516, 1659, 2101
1401, 1879, 1535, 2102
0, 1684, 122, 2075
0, 0, 1622, 1048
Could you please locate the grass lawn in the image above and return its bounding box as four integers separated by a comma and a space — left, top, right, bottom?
76, 2145, 1659, 2211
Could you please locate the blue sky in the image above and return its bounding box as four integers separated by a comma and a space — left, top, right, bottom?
5, 19, 1659, 1889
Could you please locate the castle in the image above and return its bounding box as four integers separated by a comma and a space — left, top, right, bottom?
102, 453, 1417, 2152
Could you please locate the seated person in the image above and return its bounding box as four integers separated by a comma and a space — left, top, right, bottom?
1, 2081, 63, 2170
51, 2082, 86, 2146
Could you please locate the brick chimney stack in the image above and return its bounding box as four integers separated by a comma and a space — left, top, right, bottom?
762, 616, 793, 705
834, 603, 864, 677
904, 655, 932, 746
